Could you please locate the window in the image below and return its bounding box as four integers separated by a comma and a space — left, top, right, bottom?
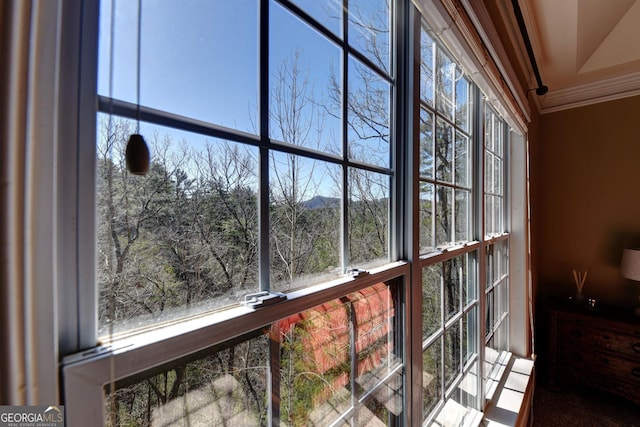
96, 0, 394, 335
484, 239, 510, 398
66, 0, 406, 425
417, 17, 513, 426
104, 281, 402, 426
483, 106, 510, 399
62, 1, 530, 425
484, 106, 507, 238
419, 20, 483, 425
419, 28, 472, 254
422, 255, 481, 425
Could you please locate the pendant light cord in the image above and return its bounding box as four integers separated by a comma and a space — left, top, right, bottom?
136, 0, 142, 133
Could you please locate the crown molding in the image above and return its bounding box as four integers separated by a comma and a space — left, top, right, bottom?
540, 71, 640, 113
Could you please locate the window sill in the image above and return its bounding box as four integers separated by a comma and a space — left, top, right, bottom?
94, 260, 408, 348
482, 356, 535, 427
428, 401, 484, 427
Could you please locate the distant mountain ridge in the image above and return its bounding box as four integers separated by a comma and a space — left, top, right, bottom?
302, 195, 340, 209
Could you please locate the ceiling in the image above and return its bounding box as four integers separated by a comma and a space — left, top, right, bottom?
515, 0, 640, 112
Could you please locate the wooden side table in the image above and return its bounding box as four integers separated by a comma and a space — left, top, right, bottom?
546, 302, 640, 406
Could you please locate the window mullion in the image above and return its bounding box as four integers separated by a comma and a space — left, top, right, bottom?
259, 0, 270, 291
504, 126, 511, 232
269, 323, 281, 426
439, 267, 446, 404
341, 0, 350, 272
475, 90, 488, 406
73, 0, 100, 352
410, 5, 425, 426
349, 298, 358, 412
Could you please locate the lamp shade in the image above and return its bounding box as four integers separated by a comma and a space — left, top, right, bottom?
621, 248, 640, 281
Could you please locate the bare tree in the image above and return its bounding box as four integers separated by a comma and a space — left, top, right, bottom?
269, 51, 339, 286
97, 118, 193, 327
192, 141, 259, 297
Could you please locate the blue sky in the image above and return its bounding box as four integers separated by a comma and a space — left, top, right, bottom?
99, 0, 259, 133
98, 0, 391, 197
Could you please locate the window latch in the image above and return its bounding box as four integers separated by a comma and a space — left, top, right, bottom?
242, 291, 287, 309
347, 268, 369, 277
62, 345, 113, 365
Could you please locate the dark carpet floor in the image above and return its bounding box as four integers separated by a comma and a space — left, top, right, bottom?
531, 383, 640, 426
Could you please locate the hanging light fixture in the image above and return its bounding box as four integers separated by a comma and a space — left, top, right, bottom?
125, 0, 150, 176
125, 134, 150, 175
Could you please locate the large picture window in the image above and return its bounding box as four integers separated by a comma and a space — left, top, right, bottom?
66, 0, 404, 425
61, 1, 528, 425
97, 0, 394, 335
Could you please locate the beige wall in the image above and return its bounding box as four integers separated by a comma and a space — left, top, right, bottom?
534, 95, 640, 308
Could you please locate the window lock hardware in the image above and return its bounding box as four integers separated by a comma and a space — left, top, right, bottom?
62, 345, 113, 365
243, 291, 287, 309
347, 268, 369, 277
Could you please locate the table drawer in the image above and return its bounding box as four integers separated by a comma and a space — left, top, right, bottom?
557, 364, 640, 404
559, 321, 640, 359
559, 343, 640, 383
547, 303, 640, 406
